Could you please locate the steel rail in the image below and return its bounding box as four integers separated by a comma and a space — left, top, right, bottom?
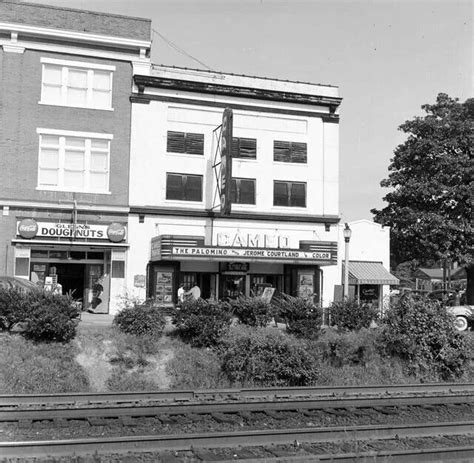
1, 421, 473, 458
1, 391, 473, 422
1, 382, 473, 406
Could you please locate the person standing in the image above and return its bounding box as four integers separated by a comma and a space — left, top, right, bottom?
189, 283, 201, 300
177, 283, 185, 305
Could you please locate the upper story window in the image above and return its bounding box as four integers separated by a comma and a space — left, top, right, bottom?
273, 140, 307, 163
232, 137, 257, 159
231, 178, 256, 205
273, 181, 306, 207
37, 128, 112, 194
166, 173, 203, 202
40, 58, 115, 110
167, 131, 204, 155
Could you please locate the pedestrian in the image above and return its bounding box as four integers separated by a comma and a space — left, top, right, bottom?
177, 283, 185, 305
188, 282, 201, 300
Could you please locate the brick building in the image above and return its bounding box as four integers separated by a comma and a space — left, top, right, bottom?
0, 1, 150, 312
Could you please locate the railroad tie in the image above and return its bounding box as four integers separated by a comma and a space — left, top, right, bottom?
157, 414, 175, 425
371, 406, 399, 415
193, 449, 225, 461
264, 409, 287, 420
120, 416, 137, 427
18, 419, 32, 429
211, 412, 240, 424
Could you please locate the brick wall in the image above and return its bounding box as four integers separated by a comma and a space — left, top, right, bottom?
0, 49, 132, 207
0, 1, 151, 41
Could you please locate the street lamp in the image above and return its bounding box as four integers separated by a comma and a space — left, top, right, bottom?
343, 223, 352, 300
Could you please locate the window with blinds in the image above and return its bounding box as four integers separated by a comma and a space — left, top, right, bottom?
231, 178, 256, 204
231, 137, 257, 159
166, 173, 203, 202
167, 131, 204, 155
273, 141, 307, 163
273, 181, 306, 207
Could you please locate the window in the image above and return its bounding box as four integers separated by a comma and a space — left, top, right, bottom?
166, 173, 203, 202
231, 178, 256, 204
273, 140, 307, 163
40, 58, 114, 110
273, 181, 306, 207
167, 131, 204, 155
232, 137, 257, 159
37, 129, 111, 193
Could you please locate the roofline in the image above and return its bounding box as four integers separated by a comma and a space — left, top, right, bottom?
134, 75, 342, 110
151, 63, 339, 89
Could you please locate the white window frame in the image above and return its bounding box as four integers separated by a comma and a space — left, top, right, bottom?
36, 128, 113, 194
39, 58, 115, 110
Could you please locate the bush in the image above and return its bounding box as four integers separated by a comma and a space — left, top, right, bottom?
173, 298, 232, 348
315, 328, 379, 368
379, 294, 470, 380
219, 325, 319, 386
329, 300, 379, 331
226, 296, 273, 327
272, 293, 322, 339
114, 302, 166, 337
0, 288, 80, 342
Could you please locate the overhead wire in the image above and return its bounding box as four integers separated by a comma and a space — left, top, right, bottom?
151, 27, 212, 71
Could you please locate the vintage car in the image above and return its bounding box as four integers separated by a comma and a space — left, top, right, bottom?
447, 305, 474, 332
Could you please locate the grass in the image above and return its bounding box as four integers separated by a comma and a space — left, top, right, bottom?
0, 333, 90, 393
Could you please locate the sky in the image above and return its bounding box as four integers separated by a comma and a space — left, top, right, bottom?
29, 0, 473, 222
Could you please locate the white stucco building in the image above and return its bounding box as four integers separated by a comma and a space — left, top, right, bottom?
121, 65, 343, 312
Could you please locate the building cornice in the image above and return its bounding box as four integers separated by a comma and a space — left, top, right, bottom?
130, 206, 340, 225
1, 199, 129, 215
133, 75, 342, 111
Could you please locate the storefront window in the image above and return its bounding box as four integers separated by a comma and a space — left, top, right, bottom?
221, 275, 245, 299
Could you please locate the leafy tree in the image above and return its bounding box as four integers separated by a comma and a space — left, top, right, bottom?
372, 94, 473, 302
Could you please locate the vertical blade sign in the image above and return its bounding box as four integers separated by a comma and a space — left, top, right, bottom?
220, 108, 233, 216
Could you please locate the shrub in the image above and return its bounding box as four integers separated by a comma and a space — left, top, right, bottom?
379, 294, 470, 380
173, 298, 232, 348
329, 300, 379, 331
226, 296, 273, 327
114, 302, 166, 337
315, 328, 379, 368
0, 288, 80, 342
272, 293, 322, 339
219, 325, 319, 386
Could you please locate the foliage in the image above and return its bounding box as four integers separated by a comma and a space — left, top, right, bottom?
379, 294, 470, 380
172, 298, 233, 348
226, 295, 274, 327
166, 337, 231, 389
272, 293, 322, 339
371, 93, 473, 301
219, 325, 319, 386
0, 334, 90, 393
329, 300, 379, 331
106, 369, 159, 392
315, 328, 379, 367
0, 287, 80, 342
113, 302, 166, 337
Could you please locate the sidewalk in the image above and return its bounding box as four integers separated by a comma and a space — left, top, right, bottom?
79, 311, 114, 327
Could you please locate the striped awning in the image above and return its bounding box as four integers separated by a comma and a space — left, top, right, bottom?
343, 261, 399, 285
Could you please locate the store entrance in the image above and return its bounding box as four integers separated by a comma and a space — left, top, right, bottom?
53, 263, 85, 301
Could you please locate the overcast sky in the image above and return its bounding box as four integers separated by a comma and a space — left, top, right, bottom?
30, 0, 472, 222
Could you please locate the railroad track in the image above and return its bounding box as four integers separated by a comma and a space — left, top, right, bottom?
1, 421, 474, 459
1, 382, 473, 406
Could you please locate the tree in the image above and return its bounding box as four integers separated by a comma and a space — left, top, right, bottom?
372, 94, 473, 303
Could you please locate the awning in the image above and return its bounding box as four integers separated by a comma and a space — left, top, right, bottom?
343, 261, 399, 285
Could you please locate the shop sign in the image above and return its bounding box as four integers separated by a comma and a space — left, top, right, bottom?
171, 246, 331, 261
216, 232, 290, 249
17, 218, 38, 239
134, 274, 146, 288
221, 262, 249, 272
16, 220, 126, 242
220, 108, 233, 216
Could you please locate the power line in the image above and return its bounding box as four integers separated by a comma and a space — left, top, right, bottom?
152, 27, 212, 71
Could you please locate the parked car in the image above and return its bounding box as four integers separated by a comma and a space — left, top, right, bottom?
0, 276, 39, 291
447, 305, 474, 332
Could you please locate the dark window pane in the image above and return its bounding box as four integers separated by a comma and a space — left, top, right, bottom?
87, 252, 104, 260
232, 137, 256, 159
166, 174, 184, 200
70, 251, 86, 260
15, 258, 29, 276
185, 133, 204, 155
291, 142, 307, 163
291, 183, 306, 207
230, 178, 237, 203
274, 182, 289, 206
273, 140, 291, 162
31, 250, 49, 258
167, 131, 186, 153
239, 179, 255, 204
184, 175, 202, 201
112, 260, 125, 278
